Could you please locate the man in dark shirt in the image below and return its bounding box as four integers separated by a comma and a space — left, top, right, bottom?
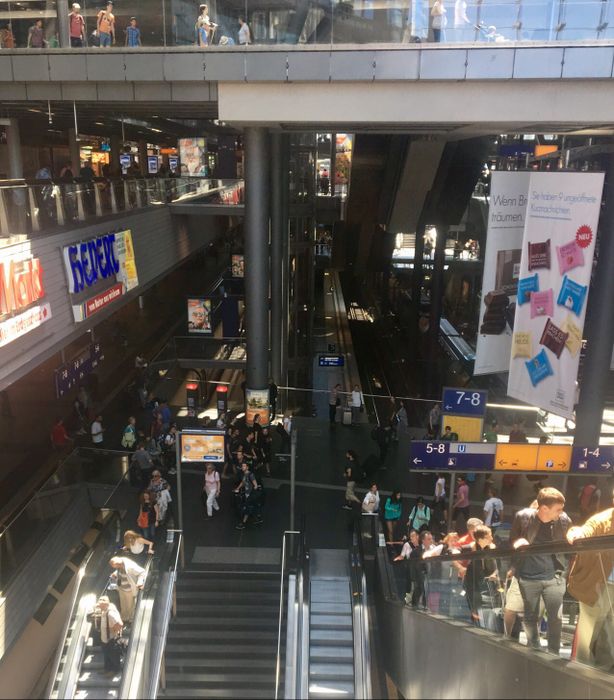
510, 487, 571, 654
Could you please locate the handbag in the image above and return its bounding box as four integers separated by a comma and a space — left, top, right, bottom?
89, 30, 100, 46
137, 508, 149, 529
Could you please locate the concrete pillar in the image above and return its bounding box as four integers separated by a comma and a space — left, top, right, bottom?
280, 135, 290, 399
6, 119, 23, 180
57, 0, 70, 48
574, 155, 614, 446
67, 128, 81, 173
244, 127, 270, 393
139, 141, 148, 176
110, 134, 122, 176
330, 132, 336, 197
428, 222, 448, 394
270, 133, 284, 387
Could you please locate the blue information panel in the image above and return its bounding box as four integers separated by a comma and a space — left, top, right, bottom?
571, 446, 614, 474
318, 355, 345, 367
410, 441, 496, 471
442, 388, 488, 417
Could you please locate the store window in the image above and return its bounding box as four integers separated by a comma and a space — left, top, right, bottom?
0, 1, 58, 48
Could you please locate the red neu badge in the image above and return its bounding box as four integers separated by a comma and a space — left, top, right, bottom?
576, 225, 593, 249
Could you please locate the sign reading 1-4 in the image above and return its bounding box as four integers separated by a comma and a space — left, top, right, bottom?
442, 387, 488, 417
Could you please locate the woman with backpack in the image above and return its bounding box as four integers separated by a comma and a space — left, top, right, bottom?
482, 487, 504, 534
384, 490, 403, 541
342, 450, 362, 510
408, 496, 431, 532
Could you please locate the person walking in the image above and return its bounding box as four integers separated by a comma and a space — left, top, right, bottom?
483, 486, 504, 534
408, 496, 431, 532
123, 530, 154, 556
203, 462, 221, 518
329, 383, 342, 426
428, 402, 441, 438
121, 416, 137, 450
124, 16, 141, 46
343, 450, 362, 510
350, 384, 364, 425
130, 443, 154, 487
433, 473, 447, 533
27, 18, 46, 48
51, 417, 73, 451
238, 15, 251, 44
362, 483, 380, 514
91, 414, 105, 446
452, 475, 470, 531
510, 487, 571, 655
109, 556, 146, 623
96, 1, 115, 47
384, 490, 403, 541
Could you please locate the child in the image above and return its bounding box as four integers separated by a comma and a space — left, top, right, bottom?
125, 16, 141, 47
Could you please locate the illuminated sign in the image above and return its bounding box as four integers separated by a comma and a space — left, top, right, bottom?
442, 388, 488, 417
571, 446, 614, 474
180, 430, 226, 463
0, 252, 50, 347
318, 355, 345, 367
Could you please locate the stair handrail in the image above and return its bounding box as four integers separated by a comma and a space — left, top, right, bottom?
275, 529, 301, 700
350, 519, 373, 700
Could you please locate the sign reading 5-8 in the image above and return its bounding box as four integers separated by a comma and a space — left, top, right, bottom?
442, 387, 488, 417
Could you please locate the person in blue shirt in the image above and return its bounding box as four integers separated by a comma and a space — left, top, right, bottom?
125, 17, 141, 47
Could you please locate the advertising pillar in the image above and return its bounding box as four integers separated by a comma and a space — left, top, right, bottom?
244, 127, 270, 420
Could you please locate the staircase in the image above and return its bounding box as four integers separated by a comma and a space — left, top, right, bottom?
163, 567, 282, 699
74, 638, 121, 699
308, 578, 355, 699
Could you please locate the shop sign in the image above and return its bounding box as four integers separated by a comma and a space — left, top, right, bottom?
84, 283, 124, 318
64, 233, 120, 294
0, 252, 50, 348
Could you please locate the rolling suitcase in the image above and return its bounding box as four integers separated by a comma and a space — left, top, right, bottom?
342, 407, 352, 426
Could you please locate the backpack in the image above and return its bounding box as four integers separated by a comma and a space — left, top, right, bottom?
137, 508, 149, 529
491, 501, 501, 525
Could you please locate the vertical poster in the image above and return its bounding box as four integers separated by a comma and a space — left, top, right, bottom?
178, 138, 207, 175
231, 254, 245, 278
187, 298, 213, 334
115, 230, 139, 292
474, 171, 530, 374
507, 171, 604, 419
246, 388, 270, 426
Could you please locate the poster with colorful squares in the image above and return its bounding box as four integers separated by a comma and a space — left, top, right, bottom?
507, 171, 604, 419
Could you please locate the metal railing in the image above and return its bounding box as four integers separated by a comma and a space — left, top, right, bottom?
0, 177, 244, 241
351, 521, 373, 700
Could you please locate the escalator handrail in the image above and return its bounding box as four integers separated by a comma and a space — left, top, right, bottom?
46, 548, 95, 699
275, 529, 301, 700
350, 523, 372, 700
146, 531, 183, 699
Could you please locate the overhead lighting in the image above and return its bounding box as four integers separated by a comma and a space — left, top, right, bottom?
95, 122, 104, 126
150, 128, 162, 133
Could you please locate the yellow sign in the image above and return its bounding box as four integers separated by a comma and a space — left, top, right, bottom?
441, 415, 483, 442
535, 445, 572, 473
495, 444, 539, 471
180, 433, 225, 462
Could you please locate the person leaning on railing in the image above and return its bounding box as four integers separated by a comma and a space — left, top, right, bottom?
567, 490, 614, 670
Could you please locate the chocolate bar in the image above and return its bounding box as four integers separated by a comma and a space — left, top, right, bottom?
557, 275, 587, 316
517, 274, 539, 305
528, 239, 551, 271
505, 302, 516, 330
525, 349, 554, 387
484, 290, 509, 308
556, 240, 584, 275
480, 288, 509, 336
562, 315, 582, 356
539, 318, 569, 359
512, 331, 532, 358
480, 321, 507, 335
530, 289, 554, 319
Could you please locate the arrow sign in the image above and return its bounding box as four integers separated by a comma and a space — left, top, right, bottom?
413, 458, 422, 465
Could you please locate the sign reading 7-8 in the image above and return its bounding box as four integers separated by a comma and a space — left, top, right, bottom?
442, 387, 488, 417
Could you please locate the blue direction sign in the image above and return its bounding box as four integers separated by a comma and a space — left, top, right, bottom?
318, 354, 345, 367
410, 441, 496, 471
571, 446, 614, 474
442, 388, 488, 417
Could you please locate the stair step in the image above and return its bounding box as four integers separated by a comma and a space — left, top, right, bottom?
311, 602, 352, 615
166, 657, 276, 669
178, 579, 279, 592
166, 643, 276, 656
177, 592, 281, 604
74, 686, 120, 699
309, 680, 355, 697
163, 689, 274, 699
168, 629, 278, 641
176, 604, 279, 617
309, 645, 353, 661
166, 673, 274, 685
309, 629, 353, 645
172, 616, 279, 629
309, 663, 354, 680
310, 614, 353, 629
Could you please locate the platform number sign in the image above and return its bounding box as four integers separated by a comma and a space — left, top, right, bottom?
442, 387, 488, 418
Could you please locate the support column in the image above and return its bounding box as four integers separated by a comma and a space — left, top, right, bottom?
244, 128, 271, 407
330, 132, 336, 197
428, 222, 448, 395
110, 134, 122, 176
57, 0, 70, 48
6, 118, 26, 232
67, 128, 81, 173
574, 156, 614, 445
270, 133, 284, 387
139, 141, 149, 176
6, 119, 23, 181
280, 136, 290, 406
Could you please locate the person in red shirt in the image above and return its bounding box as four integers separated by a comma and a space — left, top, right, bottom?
453, 517, 484, 579
51, 417, 73, 450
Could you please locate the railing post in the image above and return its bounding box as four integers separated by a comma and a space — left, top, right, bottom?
94, 183, 103, 216
110, 182, 119, 213
124, 179, 131, 210
54, 185, 66, 225
0, 190, 11, 236
76, 185, 86, 221
136, 180, 144, 208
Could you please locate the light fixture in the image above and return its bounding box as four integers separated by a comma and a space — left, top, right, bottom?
47, 100, 52, 124
73, 101, 80, 142
150, 127, 162, 133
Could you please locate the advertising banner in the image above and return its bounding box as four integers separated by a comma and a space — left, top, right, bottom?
115, 230, 139, 292
231, 254, 244, 278
474, 171, 530, 374
180, 431, 225, 462
178, 138, 207, 176
507, 171, 605, 418
187, 298, 212, 334
246, 388, 270, 427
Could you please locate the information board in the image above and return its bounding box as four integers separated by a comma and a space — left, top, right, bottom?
410, 441, 495, 471
442, 388, 488, 417
180, 430, 225, 462
571, 446, 614, 474
318, 355, 345, 367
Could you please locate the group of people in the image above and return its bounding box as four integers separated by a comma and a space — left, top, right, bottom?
388, 484, 614, 672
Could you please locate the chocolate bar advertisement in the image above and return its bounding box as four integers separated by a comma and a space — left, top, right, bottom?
507, 171, 605, 419
475, 172, 530, 374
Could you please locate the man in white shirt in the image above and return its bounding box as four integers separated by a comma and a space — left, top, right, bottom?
362, 483, 380, 514
483, 487, 504, 530
91, 414, 105, 445
95, 595, 123, 673
453, 0, 471, 41
350, 384, 364, 425
109, 556, 146, 622
238, 16, 251, 44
